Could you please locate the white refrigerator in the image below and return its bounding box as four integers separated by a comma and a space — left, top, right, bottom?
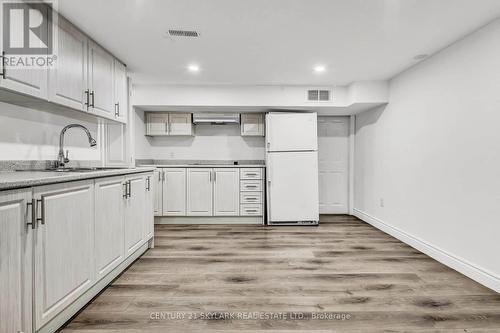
265, 112, 319, 225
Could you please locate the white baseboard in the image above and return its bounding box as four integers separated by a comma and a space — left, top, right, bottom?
353, 208, 500, 293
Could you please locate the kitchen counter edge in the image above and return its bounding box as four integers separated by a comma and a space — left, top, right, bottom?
0, 167, 156, 191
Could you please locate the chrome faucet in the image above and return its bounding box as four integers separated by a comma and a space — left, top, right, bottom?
57, 124, 97, 167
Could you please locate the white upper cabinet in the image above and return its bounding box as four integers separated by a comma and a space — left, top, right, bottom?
33, 180, 94, 330
113, 59, 128, 123
213, 168, 240, 216
48, 16, 88, 111
0, 189, 33, 333
88, 41, 115, 117
146, 113, 169, 136
145, 112, 193, 136
0, 3, 48, 99
186, 168, 213, 216
240, 113, 264, 136
168, 113, 193, 135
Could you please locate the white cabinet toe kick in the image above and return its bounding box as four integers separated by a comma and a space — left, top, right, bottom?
154, 166, 265, 224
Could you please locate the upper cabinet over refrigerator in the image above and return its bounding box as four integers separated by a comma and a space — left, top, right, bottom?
265, 112, 318, 152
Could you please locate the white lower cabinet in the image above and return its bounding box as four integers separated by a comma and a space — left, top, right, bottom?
162, 168, 186, 216
0, 189, 33, 333
33, 180, 95, 330
124, 174, 146, 256
213, 168, 240, 216
94, 177, 125, 281
157, 167, 263, 218
153, 169, 162, 216
186, 168, 213, 216
144, 174, 154, 240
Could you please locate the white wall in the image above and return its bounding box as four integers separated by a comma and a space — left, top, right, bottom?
134, 109, 265, 161
0, 102, 101, 161
354, 18, 500, 292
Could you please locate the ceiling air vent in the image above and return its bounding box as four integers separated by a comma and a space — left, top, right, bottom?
168, 29, 199, 37
307, 89, 331, 101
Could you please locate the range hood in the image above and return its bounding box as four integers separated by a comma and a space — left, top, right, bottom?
192, 113, 240, 125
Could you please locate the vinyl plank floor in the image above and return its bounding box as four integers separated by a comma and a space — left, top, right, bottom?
62, 215, 500, 332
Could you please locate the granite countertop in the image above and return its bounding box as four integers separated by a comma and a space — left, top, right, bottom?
140, 164, 266, 168
0, 167, 156, 191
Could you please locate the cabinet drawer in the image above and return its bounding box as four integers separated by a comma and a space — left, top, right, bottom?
240, 191, 262, 204
240, 204, 262, 216
240, 180, 262, 192
240, 168, 263, 180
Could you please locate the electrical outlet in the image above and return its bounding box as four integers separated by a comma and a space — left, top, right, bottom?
380, 198, 384, 207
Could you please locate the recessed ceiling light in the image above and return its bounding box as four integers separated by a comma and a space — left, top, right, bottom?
313, 65, 326, 73
187, 64, 200, 72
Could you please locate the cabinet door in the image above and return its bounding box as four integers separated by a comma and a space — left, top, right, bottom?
213, 168, 240, 216
241, 114, 264, 136
146, 113, 169, 135
153, 169, 162, 216
144, 174, 154, 240
94, 176, 124, 281
186, 168, 213, 216
162, 168, 186, 216
169, 113, 192, 135
48, 16, 88, 111
113, 59, 127, 123
104, 122, 128, 167
0, 3, 48, 99
0, 189, 33, 333
34, 180, 94, 330
88, 41, 114, 118
124, 175, 146, 256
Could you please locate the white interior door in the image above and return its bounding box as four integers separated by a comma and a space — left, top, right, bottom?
318, 116, 349, 214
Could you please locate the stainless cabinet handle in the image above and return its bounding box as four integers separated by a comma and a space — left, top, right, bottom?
209, 171, 212, 182
114, 102, 119, 117
246, 173, 258, 176
246, 209, 258, 212
127, 180, 132, 198
36, 198, 45, 225
246, 185, 257, 188
146, 176, 151, 191
123, 182, 128, 198
162, 170, 166, 182
90, 90, 95, 108
213, 171, 216, 182
26, 199, 36, 229
84, 89, 90, 109
1, 50, 6, 79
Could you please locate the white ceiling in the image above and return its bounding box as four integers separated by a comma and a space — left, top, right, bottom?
58, 0, 500, 86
